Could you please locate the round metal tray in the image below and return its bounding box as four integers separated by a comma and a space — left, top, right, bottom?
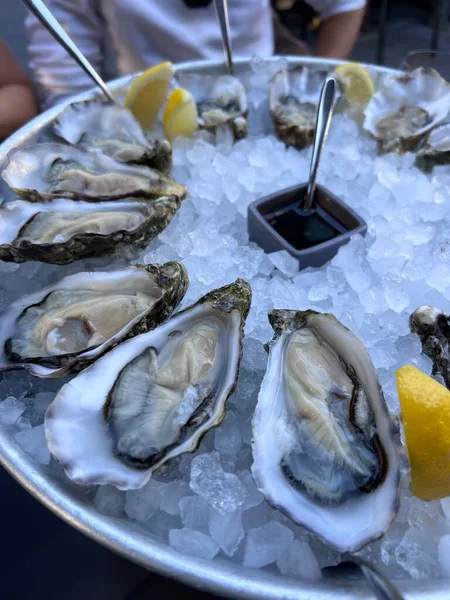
0, 57, 447, 600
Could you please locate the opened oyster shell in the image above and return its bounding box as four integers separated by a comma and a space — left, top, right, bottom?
45, 279, 251, 489
416, 121, 450, 169
252, 310, 401, 553
410, 305, 450, 388
2, 143, 186, 202
54, 101, 172, 173
176, 73, 248, 139
269, 66, 336, 149
0, 196, 180, 264
364, 67, 450, 154
0, 262, 188, 378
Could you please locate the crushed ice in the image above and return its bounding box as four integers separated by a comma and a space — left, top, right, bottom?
0, 59, 449, 581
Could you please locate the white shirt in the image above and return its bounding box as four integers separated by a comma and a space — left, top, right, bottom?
26, 0, 365, 108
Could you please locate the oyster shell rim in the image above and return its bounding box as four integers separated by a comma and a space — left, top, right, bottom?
53, 100, 173, 173
0, 261, 189, 378
252, 309, 402, 554
0, 196, 181, 265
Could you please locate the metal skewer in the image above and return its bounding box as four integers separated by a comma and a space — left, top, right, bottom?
213, 0, 234, 74
346, 557, 404, 600
22, 0, 115, 103
303, 77, 337, 212
323, 557, 404, 600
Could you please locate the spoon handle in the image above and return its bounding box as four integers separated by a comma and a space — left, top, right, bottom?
303, 77, 336, 211
349, 557, 405, 600
22, 0, 115, 103
213, 0, 234, 74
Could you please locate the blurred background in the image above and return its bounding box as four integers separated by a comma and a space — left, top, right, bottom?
2, 0, 449, 74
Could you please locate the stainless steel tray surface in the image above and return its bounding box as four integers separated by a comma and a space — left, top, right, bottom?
0, 57, 447, 600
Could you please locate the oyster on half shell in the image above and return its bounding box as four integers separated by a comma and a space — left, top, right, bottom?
364, 68, 450, 154
269, 66, 337, 149
54, 101, 172, 173
0, 262, 188, 378
176, 73, 248, 140
0, 196, 181, 264
45, 279, 251, 489
410, 305, 450, 388
2, 143, 186, 202
252, 310, 401, 553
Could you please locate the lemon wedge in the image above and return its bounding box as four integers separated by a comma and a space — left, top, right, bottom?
125, 62, 175, 129
163, 88, 199, 142
335, 62, 375, 104
396, 364, 450, 501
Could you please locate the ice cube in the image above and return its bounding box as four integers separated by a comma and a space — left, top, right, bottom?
214, 418, 241, 455
14, 424, 50, 465
94, 485, 125, 517
438, 535, 450, 576
33, 392, 56, 417
382, 275, 409, 314
441, 497, 450, 521
179, 496, 210, 532
190, 452, 246, 513
125, 479, 165, 523
209, 509, 244, 556
159, 480, 190, 516
169, 528, 219, 560
268, 251, 298, 278
237, 470, 264, 510
395, 528, 441, 579
0, 396, 25, 426
276, 540, 322, 580
243, 521, 294, 568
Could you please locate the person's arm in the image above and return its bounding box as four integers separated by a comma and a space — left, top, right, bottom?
25, 0, 103, 109
303, 0, 366, 59
0, 40, 38, 141
316, 7, 365, 58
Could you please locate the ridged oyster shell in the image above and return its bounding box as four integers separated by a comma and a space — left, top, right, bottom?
0, 262, 188, 378
176, 73, 248, 140
410, 305, 450, 388
2, 143, 186, 202
416, 121, 450, 169
0, 196, 181, 264
54, 101, 172, 173
252, 310, 401, 553
364, 67, 450, 154
45, 279, 251, 489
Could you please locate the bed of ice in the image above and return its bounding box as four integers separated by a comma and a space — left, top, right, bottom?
1, 58, 450, 583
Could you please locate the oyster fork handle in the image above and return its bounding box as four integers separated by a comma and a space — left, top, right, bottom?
329, 557, 405, 600
214, 0, 234, 74
22, 0, 115, 103
303, 76, 337, 212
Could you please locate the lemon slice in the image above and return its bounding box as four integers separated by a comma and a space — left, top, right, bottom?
163, 88, 198, 142
335, 62, 375, 104
125, 62, 175, 129
396, 364, 450, 501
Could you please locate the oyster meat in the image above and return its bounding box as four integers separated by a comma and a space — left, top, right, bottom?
269, 66, 336, 149
2, 143, 186, 202
0, 196, 181, 264
252, 310, 401, 553
364, 67, 450, 153
410, 305, 450, 388
45, 279, 251, 489
0, 262, 188, 377
177, 73, 248, 139
54, 101, 172, 173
